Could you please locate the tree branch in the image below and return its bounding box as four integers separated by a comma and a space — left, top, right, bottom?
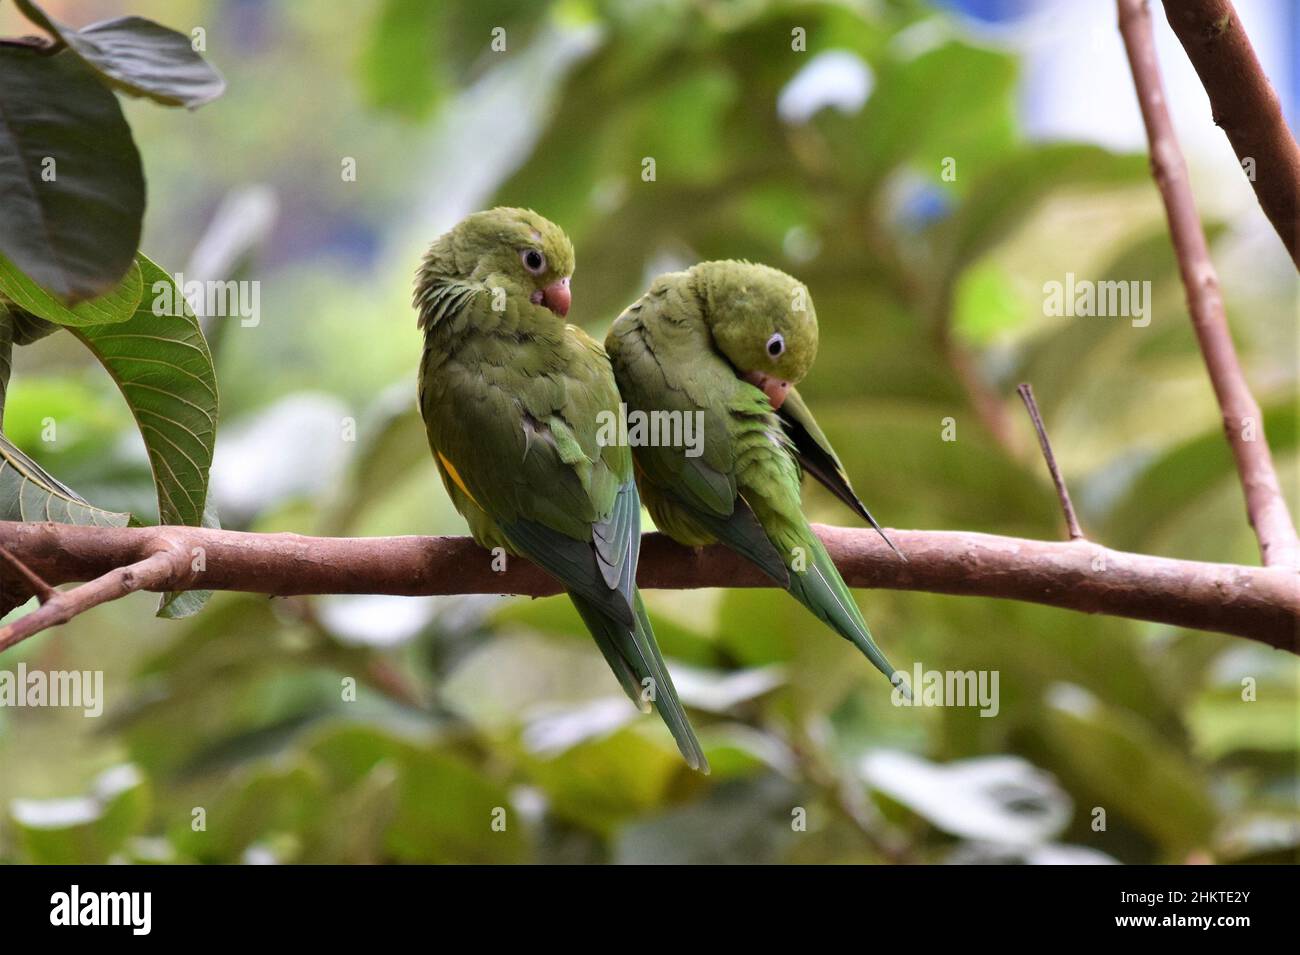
0, 521, 1293, 653
0, 543, 56, 603
0, 545, 185, 653
1159, 0, 1300, 268
1118, 0, 1300, 568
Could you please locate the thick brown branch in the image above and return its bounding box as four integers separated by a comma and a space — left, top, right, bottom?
1118, 0, 1300, 568
0, 543, 56, 602
0, 521, 1294, 653
1016, 383, 1084, 541
1160, 0, 1300, 268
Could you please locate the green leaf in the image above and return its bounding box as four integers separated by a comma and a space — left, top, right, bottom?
0, 431, 129, 526
168, 761, 327, 862
850, 42, 1018, 194
73, 254, 218, 531
307, 724, 530, 863
10, 764, 151, 864
1041, 685, 1218, 857
0, 255, 143, 327
939, 144, 1148, 280
359, 0, 446, 120
16, 2, 225, 108
614, 774, 803, 864
0, 47, 144, 303
358, 0, 551, 120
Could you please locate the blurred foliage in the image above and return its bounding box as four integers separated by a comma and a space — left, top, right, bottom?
0, 0, 1295, 864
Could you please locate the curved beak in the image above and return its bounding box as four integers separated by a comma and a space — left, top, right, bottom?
532, 277, 571, 317
743, 370, 793, 409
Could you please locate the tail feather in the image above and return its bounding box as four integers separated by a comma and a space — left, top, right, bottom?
785, 533, 908, 697
569, 590, 710, 773
631, 591, 709, 773
571, 594, 650, 713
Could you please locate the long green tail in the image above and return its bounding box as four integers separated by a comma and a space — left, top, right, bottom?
785, 531, 908, 696
569, 589, 710, 773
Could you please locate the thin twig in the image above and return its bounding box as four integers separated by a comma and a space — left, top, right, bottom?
0, 548, 182, 654
1117, 0, 1300, 568
0, 542, 56, 603
1017, 383, 1085, 541
1160, 0, 1300, 268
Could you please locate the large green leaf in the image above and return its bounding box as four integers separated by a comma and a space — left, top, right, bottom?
0, 431, 129, 526
0, 255, 142, 327
0, 255, 218, 615
74, 255, 218, 530
15, 1, 225, 108
0, 47, 144, 303
0, 310, 130, 616
73, 255, 219, 616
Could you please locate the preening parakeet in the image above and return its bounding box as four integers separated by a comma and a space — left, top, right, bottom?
414, 208, 707, 772
606, 260, 905, 688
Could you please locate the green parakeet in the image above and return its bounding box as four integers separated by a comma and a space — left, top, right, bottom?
606, 260, 905, 689
414, 208, 708, 772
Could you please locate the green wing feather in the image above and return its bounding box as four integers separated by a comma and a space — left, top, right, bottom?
605, 288, 738, 522
778, 388, 905, 561
686, 496, 790, 587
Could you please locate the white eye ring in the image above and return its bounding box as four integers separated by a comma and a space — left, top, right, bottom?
766, 333, 785, 358
521, 249, 547, 274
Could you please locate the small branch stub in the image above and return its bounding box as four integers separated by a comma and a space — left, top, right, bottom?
1017, 383, 1085, 542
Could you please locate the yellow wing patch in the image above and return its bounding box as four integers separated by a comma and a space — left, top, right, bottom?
437, 451, 480, 507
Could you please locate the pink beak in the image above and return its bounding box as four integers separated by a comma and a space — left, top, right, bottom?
743, 370, 793, 409
533, 277, 571, 317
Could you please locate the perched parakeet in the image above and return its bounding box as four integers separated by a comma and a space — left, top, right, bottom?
414, 208, 707, 772
606, 260, 905, 688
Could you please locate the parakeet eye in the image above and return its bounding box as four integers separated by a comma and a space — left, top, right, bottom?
766, 333, 785, 358
521, 249, 547, 274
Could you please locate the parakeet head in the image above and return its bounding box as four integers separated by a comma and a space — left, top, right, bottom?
417, 207, 575, 322
692, 261, 819, 409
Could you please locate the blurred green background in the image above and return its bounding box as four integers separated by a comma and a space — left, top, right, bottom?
0, 0, 1295, 864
